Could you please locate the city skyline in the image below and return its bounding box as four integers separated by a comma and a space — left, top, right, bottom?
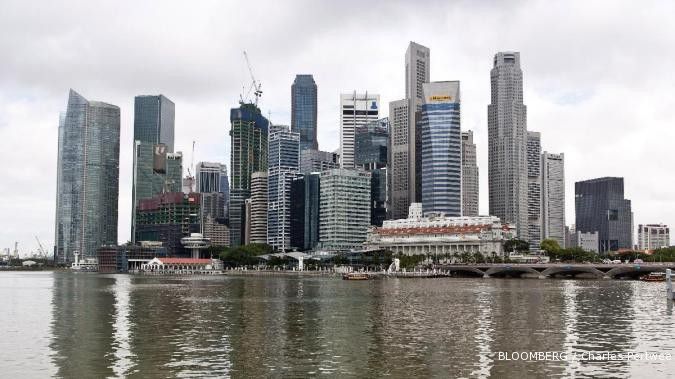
2, 1, 675, 252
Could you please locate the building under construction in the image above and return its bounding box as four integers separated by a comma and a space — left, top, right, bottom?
135, 192, 201, 256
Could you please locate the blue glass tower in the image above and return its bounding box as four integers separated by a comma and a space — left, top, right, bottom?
291, 75, 318, 152
420, 81, 462, 216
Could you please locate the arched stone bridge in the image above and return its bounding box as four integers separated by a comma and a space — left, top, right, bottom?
439, 263, 675, 279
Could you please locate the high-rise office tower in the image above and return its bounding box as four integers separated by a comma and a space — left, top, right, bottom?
419, 81, 462, 216
575, 177, 632, 253
131, 95, 180, 242
339, 92, 379, 168
248, 171, 268, 244
388, 99, 411, 220
195, 162, 229, 221
526, 131, 542, 250
541, 152, 565, 247
319, 169, 371, 251
54, 90, 120, 263
267, 125, 300, 251
488, 52, 529, 241
290, 173, 321, 251
355, 117, 389, 226
229, 103, 269, 246
406, 42, 430, 204
389, 41, 430, 219
291, 75, 318, 152
461, 131, 479, 217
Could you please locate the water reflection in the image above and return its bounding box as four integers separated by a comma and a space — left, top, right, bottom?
0, 272, 672, 378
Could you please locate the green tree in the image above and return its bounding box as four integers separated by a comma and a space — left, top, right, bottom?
540, 239, 561, 255
504, 239, 530, 253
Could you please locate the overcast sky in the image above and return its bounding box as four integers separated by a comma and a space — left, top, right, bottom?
1, 0, 673, 255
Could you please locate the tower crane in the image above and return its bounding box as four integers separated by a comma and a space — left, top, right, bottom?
240, 51, 262, 106
35, 236, 48, 258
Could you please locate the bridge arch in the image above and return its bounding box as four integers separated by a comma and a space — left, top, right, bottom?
445, 267, 486, 277
541, 266, 605, 278
605, 266, 666, 279
485, 266, 542, 278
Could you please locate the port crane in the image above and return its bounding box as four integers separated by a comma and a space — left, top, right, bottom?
34, 236, 48, 258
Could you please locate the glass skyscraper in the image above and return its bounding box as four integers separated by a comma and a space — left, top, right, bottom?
355, 117, 390, 226
54, 89, 120, 263
290, 173, 321, 251
291, 75, 318, 152
419, 81, 462, 217
131, 95, 179, 242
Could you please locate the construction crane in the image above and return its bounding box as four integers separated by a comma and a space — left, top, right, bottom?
185, 140, 196, 193
240, 51, 262, 106
35, 236, 48, 258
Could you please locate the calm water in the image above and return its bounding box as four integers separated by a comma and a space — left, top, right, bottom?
1, 272, 674, 378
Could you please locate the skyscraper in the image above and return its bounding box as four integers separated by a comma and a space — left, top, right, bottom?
299, 149, 340, 173
131, 94, 179, 242
55, 90, 120, 263
541, 152, 565, 247
419, 81, 462, 216
388, 99, 411, 220
290, 173, 321, 251
389, 41, 430, 219
195, 162, 229, 221
248, 171, 268, 244
229, 103, 269, 246
527, 131, 542, 250
406, 42, 431, 204
319, 169, 371, 251
355, 117, 389, 226
575, 177, 632, 253
291, 75, 318, 152
488, 52, 529, 241
461, 131, 479, 217
267, 125, 299, 251
339, 92, 379, 168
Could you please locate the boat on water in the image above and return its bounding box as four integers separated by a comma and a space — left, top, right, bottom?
70, 252, 98, 272
342, 272, 370, 280
640, 272, 666, 282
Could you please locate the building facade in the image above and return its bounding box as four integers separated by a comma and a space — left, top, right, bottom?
290, 173, 321, 251
420, 81, 462, 217
406, 42, 431, 206
131, 95, 177, 243
526, 131, 542, 250
570, 231, 599, 253
291, 74, 318, 152
299, 149, 340, 173
461, 131, 479, 217
388, 98, 412, 220
249, 171, 268, 244
541, 152, 565, 247
365, 203, 516, 257
267, 125, 300, 251
638, 224, 670, 250
319, 169, 371, 251
355, 117, 389, 227
229, 103, 269, 246
203, 216, 230, 247
55, 90, 120, 263
135, 192, 201, 256
575, 177, 633, 253
488, 52, 529, 242
339, 92, 380, 168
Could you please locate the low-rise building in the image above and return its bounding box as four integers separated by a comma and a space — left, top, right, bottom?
365, 203, 516, 257
570, 231, 599, 253
638, 224, 670, 250
97, 242, 168, 273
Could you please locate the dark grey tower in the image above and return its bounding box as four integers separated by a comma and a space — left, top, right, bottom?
575, 177, 632, 253
54, 89, 120, 263
291, 75, 318, 152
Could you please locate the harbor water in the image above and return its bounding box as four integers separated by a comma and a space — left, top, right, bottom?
1, 271, 674, 378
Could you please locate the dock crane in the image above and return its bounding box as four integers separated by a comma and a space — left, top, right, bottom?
240, 51, 262, 106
